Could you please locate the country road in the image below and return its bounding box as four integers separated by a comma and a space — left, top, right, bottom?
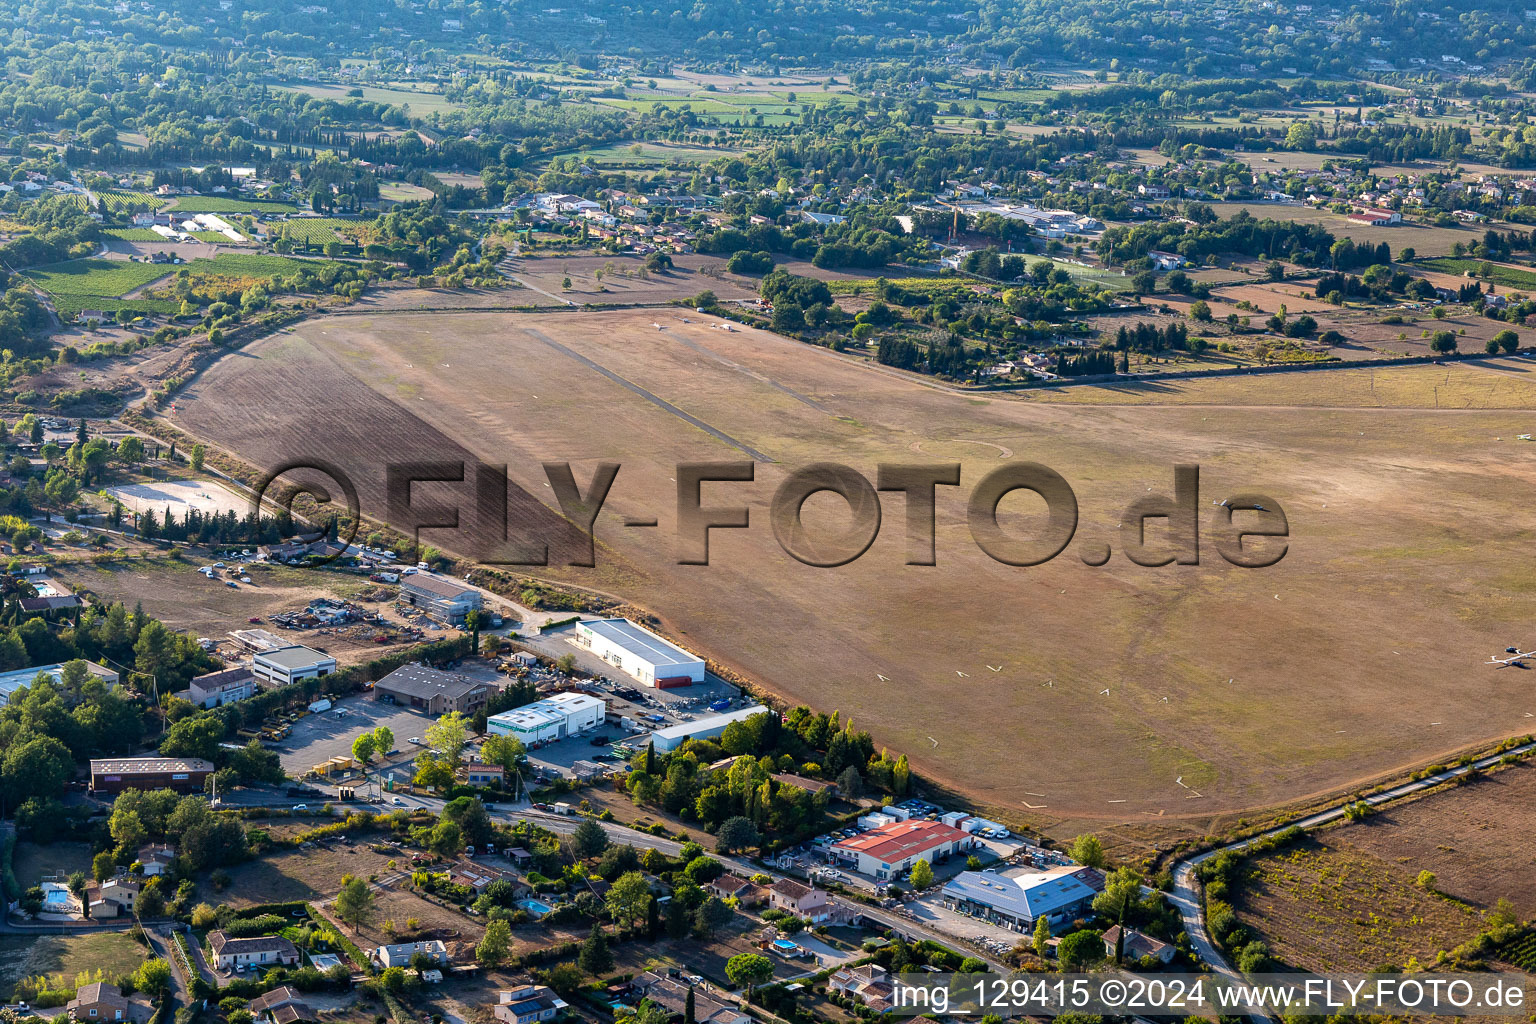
1170, 738, 1536, 1013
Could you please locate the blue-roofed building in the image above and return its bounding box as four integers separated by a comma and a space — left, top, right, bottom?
940, 865, 1098, 934
575, 618, 705, 688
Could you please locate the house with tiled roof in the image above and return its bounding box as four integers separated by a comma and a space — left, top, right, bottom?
206, 931, 301, 971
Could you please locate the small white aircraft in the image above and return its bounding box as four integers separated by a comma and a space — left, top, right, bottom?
956, 670, 969, 678
1212, 498, 1230, 508
1487, 647, 1535, 667
1519, 434, 1533, 441
652, 322, 664, 330
986, 665, 1003, 673
876, 673, 889, 682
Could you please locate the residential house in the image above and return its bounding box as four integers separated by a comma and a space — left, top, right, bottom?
373, 940, 448, 969
66, 983, 152, 1023
628, 972, 751, 1024
1100, 925, 1176, 964
829, 964, 894, 1012
186, 666, 258, 708
136, 843, 176, 876
492, 985, 568, 1024
705, 873, 762, 904
460, 762, 506, 788
249, 987, 317, 1024
767, 879, 836, 922
206, 932, 302, 971
85, 877, 139, 918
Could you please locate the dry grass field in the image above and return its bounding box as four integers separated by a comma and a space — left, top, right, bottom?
170, 306, 1536, 826
1320, 763, 1536, 919
505, 252, 762, 304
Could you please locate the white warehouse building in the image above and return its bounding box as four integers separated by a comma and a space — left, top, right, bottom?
650, 705, 767, 753
487, 692, 605, 745
574, 618, 705, 688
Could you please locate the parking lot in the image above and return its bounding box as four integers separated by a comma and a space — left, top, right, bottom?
271, 693, 435, 779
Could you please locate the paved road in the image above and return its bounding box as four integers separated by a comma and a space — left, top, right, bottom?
1170, 739, 1536, 1014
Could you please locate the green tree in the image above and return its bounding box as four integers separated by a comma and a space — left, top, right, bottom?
117, 436, 145, 466
1493, 329, 1520, 353
189, 444, 205, 472
909, 859, 934, 888
133, 958, 173, 997
1033, 915, 1052, 957
694, 895, 733, 937
578, 924, 614, 976
352, 733, 376, 764
477, 918, 512, 967
1057, 930, 1103, 970
716, 815, 760, 854
481, 733, 526, 772
425, 711, 469, 766
2, 735, 72, 803
335, 876, 377, 933
372, 725, 394, 754
1429, 330, 1458, 354
572, 819, 610, 859
606, 871, 652, 927
1069, 834, 1106, 868
724, 953, 773, 995
429, 820, 463, 857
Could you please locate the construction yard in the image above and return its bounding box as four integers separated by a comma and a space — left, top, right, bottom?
49, 558, 440, 662
166, 304, 1536, 828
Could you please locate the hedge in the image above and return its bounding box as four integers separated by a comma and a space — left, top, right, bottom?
307, 903, 372, 976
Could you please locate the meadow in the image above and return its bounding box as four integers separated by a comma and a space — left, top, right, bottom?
170, 306, 1536, 827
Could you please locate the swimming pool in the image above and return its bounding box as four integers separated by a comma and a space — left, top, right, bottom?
772, 939, 800, 953
517, 898, 553, 917
40, 884, 71, 911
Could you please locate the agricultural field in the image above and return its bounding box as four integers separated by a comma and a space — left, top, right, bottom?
504, 251, 761, 303
567, 140, 745, 167
270, 80, 465, 116
167, 195, 299, 215
1234, 762, 1536, 971
1208, 202, 1489, 255
378, 181, 436, 202
1234, 834, 1483, 972
21, 257, 176, 314
266, 217, 362, 244
1418, 258, 1536, 292
171, 305, 1536, 825
102, 227, 163, 241
182, 253, 342, 279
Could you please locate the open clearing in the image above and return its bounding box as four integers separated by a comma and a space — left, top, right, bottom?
107, 476, 252, 518
171, 306, 1536, 823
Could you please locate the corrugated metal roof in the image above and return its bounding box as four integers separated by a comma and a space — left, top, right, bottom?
579, 618, 702, 668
